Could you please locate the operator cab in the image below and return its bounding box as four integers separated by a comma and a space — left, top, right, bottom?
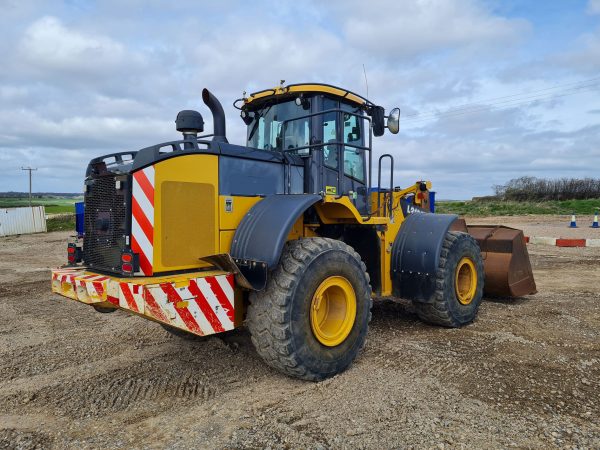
239, 84, 376, 214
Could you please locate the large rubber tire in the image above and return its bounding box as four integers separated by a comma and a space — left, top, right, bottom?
246, 238, 372, 381
413, 231, 484, 327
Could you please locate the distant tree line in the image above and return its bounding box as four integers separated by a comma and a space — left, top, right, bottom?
493, 177, 600, 201
0, 192, 81, 198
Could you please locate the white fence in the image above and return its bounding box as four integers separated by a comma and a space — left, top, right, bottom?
0, 206, 47, 237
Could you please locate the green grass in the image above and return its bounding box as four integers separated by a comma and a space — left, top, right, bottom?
436, 198, 600, 216
47, 215, 76, 232
0, 196, 82, 214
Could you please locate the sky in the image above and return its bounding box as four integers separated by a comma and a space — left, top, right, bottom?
0, 0, 599, 199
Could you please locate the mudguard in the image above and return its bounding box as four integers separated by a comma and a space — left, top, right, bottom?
230, 194, 322, 290
391, 213, 458, 302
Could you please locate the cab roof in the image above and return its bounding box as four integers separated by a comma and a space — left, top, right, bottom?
242, 83, 372, 109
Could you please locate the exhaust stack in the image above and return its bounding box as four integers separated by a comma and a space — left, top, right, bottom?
202, 88, 228, 143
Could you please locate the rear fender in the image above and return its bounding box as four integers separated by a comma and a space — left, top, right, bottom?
230, 194, 322, 290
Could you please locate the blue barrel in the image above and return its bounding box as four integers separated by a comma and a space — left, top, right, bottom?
75, 201, 85, 236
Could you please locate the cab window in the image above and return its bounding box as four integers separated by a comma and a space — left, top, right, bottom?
322, 97, 338, 168
247, 100, 310, 151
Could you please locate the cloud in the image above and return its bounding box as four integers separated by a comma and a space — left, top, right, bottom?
332, 0, 529, 59
18, 16, 127, 76
553, 29, 600, 73
0, 0, 598, 199
588, 0, 600, 14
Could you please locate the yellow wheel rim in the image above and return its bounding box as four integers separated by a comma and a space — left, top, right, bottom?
455, 257, 477, 305
310, 276, 357, 347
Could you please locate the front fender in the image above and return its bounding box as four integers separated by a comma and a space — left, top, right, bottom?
391, 213, 458, 302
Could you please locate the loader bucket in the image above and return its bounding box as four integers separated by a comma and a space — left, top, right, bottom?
466, 225, 537, 297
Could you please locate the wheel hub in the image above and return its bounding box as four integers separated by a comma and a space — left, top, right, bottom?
455, 257, 477, 305
310, 276, 357, 347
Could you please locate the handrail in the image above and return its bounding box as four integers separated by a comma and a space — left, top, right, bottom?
377, 154, 394, 218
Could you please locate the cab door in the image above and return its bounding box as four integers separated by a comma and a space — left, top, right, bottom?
320, 96, 341, 194
309, 96, 368, 214
340, 105, 368, 213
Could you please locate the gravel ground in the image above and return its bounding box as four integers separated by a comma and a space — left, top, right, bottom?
0, 222, 599, 449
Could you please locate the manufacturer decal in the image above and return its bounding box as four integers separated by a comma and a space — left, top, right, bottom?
400, 197, 428, 216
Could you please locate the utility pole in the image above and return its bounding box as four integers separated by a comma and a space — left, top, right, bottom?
21, 167, 37, 207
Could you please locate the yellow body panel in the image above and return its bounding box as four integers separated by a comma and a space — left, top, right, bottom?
219, 195, 262, 230
244, 83, 367, 108
316, 195, 387, 225
153, 154, 219, 273
220, 230, 236, 254
287, 216, 305, 240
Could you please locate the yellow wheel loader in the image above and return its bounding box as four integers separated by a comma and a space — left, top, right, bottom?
52, 83, 536, 381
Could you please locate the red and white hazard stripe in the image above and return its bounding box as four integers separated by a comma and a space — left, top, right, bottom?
118, 282, 144, 313
131, 165, 155, 276
51, 268, 236, 338
145, 274, 235, 336
77, 274, 110, 303
52, 269, 78, 284
51, 268, 82, 300
525, 236, 600, 248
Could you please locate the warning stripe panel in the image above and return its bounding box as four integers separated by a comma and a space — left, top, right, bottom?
132, 238, 153, 276
203, 276, 235, 323
131, 197, 154, 244
131, 165, 155, 276
92, 281, 105, 298
144, 288, 168, 322
51, 268, 236, 338
186, 281, 226, 333
193, 279, 231, 330
133, 168, 155, 207
120, 282, 140, 313
160, 283, 206, 334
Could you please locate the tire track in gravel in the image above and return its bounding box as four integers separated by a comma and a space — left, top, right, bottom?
0, 335, 253, 420
4, 360, 243, 420
0, 343, 173, 399
0, 428, 53, 450
0, 330, 162, 381
0, 313, 176, 380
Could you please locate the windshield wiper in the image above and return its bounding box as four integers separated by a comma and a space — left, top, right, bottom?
248, 104, 272, 142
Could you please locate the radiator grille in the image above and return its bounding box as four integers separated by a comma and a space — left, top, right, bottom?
83, 174, 128, 273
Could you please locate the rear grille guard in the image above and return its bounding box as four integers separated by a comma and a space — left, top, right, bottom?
83, 174, 130, 273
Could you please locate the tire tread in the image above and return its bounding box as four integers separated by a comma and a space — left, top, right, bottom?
414, 231, 484, 327
247, 238, 372, 381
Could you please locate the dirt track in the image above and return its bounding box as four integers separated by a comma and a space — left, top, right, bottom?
1, 223, 599, 449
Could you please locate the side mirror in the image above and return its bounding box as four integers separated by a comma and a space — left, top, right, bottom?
387, 108, 400, 134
